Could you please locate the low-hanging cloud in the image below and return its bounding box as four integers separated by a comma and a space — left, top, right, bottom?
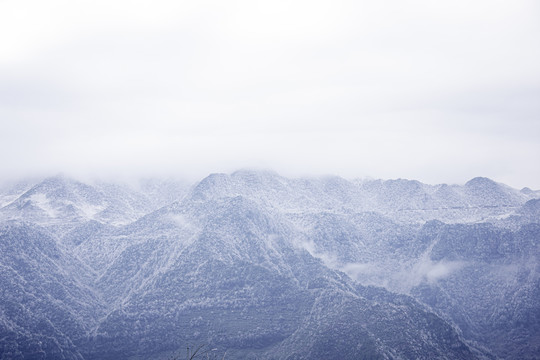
1, 0, 539, 188
393, 257, 468, 293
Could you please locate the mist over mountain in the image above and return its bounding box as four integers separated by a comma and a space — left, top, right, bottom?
1, 170, 538, 359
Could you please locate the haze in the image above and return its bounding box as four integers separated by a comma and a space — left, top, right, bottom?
1, 0, 539, 188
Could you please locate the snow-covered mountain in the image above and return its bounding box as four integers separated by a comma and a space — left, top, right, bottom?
0, 170, 538, 359
0, 178, 39, 209
0, 175, 190, 234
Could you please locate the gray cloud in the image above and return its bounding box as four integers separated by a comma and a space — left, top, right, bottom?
1, 0, 539, 188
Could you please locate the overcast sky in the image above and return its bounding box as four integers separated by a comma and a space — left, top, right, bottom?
1, 0, 539, 188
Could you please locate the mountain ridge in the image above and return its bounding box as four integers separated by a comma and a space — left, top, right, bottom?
1, 170, 538, 359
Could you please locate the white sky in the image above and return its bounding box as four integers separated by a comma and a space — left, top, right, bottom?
1, 0, 539, 188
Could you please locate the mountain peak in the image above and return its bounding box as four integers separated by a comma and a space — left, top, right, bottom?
189, 173, 232, 201
465, 177, 498, 188
231, 168, 281, 179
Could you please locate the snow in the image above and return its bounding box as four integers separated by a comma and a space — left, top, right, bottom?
78, 203, 106, 218
29, 193, 59, 218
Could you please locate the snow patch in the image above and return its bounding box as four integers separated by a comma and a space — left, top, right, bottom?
29, 193, 58, 218
78, 203, 106, 218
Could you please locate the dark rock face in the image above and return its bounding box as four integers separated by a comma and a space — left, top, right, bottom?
1, 171, 538, 359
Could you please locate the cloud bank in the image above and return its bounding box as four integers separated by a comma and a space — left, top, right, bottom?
1, 0, 539, 187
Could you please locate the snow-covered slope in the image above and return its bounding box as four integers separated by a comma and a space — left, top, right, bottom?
0, 179, 39, 208
0, 221, 104, 359
75, 193, 487, 359
0, 175, 190, 235
189, 170, 536, 224
1, 170, 538, 359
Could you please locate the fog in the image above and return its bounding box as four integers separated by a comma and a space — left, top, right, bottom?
1, 0, 539, 188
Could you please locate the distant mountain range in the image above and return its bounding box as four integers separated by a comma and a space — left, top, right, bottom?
1, 171, 538, 359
